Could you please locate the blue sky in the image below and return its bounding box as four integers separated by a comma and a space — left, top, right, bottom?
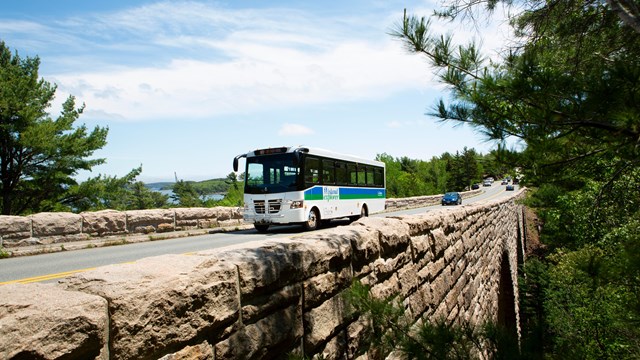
1, 0, 515, 182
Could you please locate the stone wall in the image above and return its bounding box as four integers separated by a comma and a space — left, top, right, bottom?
0, 190, 526, 359
0, 207, 244, 248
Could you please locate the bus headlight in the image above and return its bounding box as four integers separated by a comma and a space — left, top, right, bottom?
290, 200, 304, 209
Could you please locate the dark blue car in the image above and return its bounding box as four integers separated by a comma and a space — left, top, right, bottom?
441, 192, 462, 206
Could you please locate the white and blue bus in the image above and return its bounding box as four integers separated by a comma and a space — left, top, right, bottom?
233, 146, 386, 232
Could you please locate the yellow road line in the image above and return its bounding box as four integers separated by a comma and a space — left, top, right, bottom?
1, 256, 186, 285
484, 188, 506, 201
0, 267, 97, 285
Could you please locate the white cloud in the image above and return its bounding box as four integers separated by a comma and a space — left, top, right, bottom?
27, 2, 432, 122
278, 123, 314, 136
50, 37, 428, 122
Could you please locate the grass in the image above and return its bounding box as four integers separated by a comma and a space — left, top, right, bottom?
103, 238, 129, 247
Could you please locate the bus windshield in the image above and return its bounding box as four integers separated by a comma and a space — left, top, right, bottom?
245, 153, 300, 194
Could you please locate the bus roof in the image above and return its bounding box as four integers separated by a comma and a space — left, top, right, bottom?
245, 146, 385, 168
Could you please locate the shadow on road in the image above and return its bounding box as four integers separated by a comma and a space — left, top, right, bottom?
229, 218, 353, 236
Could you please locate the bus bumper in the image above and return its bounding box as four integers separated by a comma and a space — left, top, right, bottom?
244, 209, 306, 225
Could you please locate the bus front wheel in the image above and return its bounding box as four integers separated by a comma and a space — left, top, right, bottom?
303, 208, 319, 231
254, 224, 269, 233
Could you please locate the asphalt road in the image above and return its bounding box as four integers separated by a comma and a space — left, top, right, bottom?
0, 183, 516, 285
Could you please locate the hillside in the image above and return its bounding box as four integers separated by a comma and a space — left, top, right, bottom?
145, 178, 231, 194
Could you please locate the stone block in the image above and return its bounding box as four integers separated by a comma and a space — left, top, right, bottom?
354, 217, 410, 258
397, 262, 420, 297
0, 283, 108, 359
31, 212, 82, 237
81, 209, 126, 236
159, 341, 214, 360
303, 266, 352, 310
0, 215, 31, 241
304, 295, 348, 351
61, 254, 239, 360
125, 209, 174, 232
215, 305, 301, 360
241, 284, 300, 324
405, 283, 432, 318
429, 228, 448, 257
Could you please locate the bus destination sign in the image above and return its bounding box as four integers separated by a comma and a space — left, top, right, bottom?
255, 147, 288, 156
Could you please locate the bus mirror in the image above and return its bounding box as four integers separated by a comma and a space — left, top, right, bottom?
233, 154, 246, 172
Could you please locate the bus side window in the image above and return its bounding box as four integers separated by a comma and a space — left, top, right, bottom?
336, 162, 348, 185
322, 160, 335, 185
348, 163, 357, 185
366, 167, 375, 186
305, 157, 320, 185
374, 167, 384, 187
357, 165, 366, 185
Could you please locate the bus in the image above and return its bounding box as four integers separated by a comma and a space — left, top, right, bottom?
233, 146, 386, 232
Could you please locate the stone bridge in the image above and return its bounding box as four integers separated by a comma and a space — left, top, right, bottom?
0, 189, 527, 359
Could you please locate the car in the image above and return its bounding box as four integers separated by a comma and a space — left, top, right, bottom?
501, 180, 508, 185
471, 183, 480, 190
483, 180, 492, 187
441, 192, 462, 205
506, 184, 515, 191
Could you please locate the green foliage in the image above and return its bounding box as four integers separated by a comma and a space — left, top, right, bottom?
538, 172, 640, 357
215, 173, 244, 207
63, 166, 169, 211
0, 246, 9, 259
517, 258, 551, 359
546, 245, 640, 359
0, 41, 108, 215
392, 3, 640, 358
158, 177, 233, 194
393, 1, 640, 189
344, 280, 407, 358
376, 148, 501, 197
517, 171, 640, 359
171, 179, 203, 207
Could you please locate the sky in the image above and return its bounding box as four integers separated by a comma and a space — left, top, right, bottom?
0, 0, 517, 183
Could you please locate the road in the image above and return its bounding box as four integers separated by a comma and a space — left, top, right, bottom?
0, 183, 516, 284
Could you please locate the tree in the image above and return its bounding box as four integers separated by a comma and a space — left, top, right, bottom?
376, 150, 501, 196
0, 42, 108, 215
217, 172, 244, 207
130, 181, 169, 210
391, 1, 640, 189
376, 153, 403, 197
64, 166, 169, 212
391, 2, 640, 357
171, 179, 202, 207
460, 147, 480, 189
